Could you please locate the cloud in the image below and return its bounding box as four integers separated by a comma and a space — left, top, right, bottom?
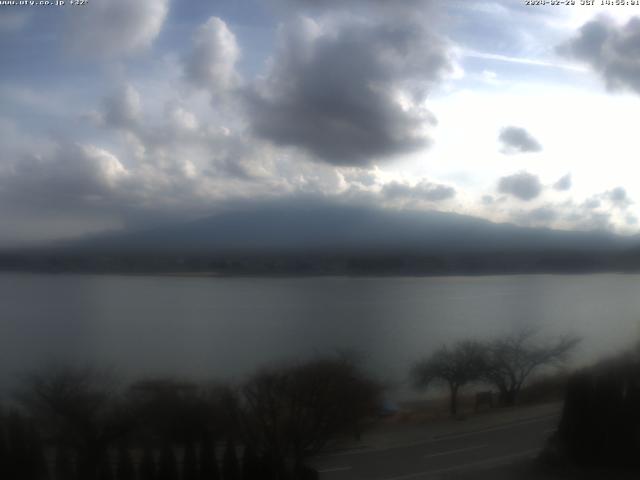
278, 0, 428, 7
511, 206, 558, 227
102, 85, 142, 130
558, 15, 640, 94
245, 15, 453, 166
0, 142, 137, 245
553, 174, 572, 191
481, 195, 495, 205
606, 186, 631, 208
498, 126, 542, 154
497, 172, 542, 201
527, 207, 557, 223
382, 180, 456, 203
509, 202, 614, 232
580, 188, 632, 213
183, 17, 241, 95
3, 143, 129, 207
64, 0, 169, 58
583, 198, 601, 210
498, 191, 639, 232
274, 0, 436, 18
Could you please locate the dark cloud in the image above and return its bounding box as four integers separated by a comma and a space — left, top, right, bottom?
382, 180, 456, 203
553, 174, 572, 191
497, 172, 542, 201
499, 126, 542, 154
245, 16, 452, 166
558, 16, 640, 94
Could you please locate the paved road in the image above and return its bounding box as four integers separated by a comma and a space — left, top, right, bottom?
313, 412, 560, 480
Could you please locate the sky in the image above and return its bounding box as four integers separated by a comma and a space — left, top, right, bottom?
2, 0, 640, 246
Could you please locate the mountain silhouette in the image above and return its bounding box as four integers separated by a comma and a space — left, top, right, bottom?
3, 200, 639, 274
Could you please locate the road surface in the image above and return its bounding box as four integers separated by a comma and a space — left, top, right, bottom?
313, 410, 560, 480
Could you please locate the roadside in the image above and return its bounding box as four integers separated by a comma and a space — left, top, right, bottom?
439, 458, 640, 480
330, 401, 562, 454
312, 402, 562, 479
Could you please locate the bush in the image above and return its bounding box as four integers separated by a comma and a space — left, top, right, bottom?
116, 444, 135, 480
54, 446, 76, 480
199, 434, 220, 480
157, 443, 179, 480
239, 356, 381, 466
139, 445, 156, 480
550, 355, 640, 469
182, 441, 198, 480
222, 439, 240, 480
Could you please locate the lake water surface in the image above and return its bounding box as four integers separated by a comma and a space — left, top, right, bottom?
2, 273, 639, 398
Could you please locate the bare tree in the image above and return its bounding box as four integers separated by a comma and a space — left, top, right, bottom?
412, 341, 487, 416
17, 366, 133, 480
127, 378, 235, 444
483, 328, 580, 406
239, 356, 381, 471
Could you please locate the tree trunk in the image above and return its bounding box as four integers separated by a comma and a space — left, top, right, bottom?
449, 384, 459, 416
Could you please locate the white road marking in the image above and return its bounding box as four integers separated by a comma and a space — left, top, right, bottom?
423, 444, 487, 458
318, 466, 353, 473
381, 449, 540, 480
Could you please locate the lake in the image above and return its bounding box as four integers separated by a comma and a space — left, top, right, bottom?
1, 273, 639, 399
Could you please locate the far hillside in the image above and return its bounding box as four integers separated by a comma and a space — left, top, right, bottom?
2, 201, 640, 275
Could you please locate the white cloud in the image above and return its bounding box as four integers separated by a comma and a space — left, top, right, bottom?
2, 143, 129, 207
553, 174, 572, 192
168, 105, 199, 132
183, 17, 241, 95
64, 0, 169, 58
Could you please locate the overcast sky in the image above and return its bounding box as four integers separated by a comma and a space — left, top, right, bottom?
2, 0, 640, 246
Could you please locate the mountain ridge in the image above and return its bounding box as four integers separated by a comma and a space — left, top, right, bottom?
2, 201, 639, 275
48, 201, 636, 254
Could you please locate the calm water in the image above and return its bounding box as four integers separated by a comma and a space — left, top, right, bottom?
2, 273, 640, 398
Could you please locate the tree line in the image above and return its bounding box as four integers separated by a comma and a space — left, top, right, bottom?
542, 343, 640, 470
0, 356, 381, 480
